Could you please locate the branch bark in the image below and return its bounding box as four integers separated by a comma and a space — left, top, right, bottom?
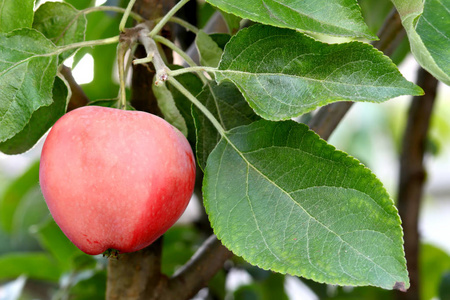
395, 68, 438, 300
60, 65, 89, 111
308, 8, 405, 140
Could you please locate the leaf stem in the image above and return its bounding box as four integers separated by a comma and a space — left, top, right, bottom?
153, 35, 197, 67
168, 66, 217, 77
119, 0, 137, 32
154, 16, 199, 34
153, 35, 209, 84
149, 0, 190, 37
82, 5, 145, 22
55, 36, 120, 55
167, 77, 225, 137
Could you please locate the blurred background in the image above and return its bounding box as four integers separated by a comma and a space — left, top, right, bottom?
0, 0, 449, 299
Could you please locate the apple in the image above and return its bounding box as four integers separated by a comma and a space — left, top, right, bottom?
39, 106, 196, 255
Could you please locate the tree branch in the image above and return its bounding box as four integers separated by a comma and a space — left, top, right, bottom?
160, 235, 233, 299
395, 68, 438, 300
308, 8, 405, 140
60, 65, 89, 111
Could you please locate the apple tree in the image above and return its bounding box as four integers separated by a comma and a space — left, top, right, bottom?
0, 0, 449, 299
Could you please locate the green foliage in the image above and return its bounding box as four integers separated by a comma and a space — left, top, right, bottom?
0, 0, 447, 297
206, 0, 376, 39
0, 76, 69, 154
33, 2, 87, 61
0, 0, 34, 33
193, 81, 260, 170
392, 0, 450, 85
204, 120, 408, 289
153, 82, 189, 137
196, 30, 223, 68
216, 25, 423, 120
0, 28, 58, 143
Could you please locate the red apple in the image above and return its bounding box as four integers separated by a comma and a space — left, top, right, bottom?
39, 106, 196, 255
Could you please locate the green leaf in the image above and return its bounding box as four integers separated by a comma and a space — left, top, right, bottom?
33, 2, 87, 61
193, 81, 260, 170
196, 30, 223, 68
220, 10, 241, 34
0, 28, 58, 143
33, 219, 83, 271
216, 25, 423, 121
0, 252, 62, 281
0, 161, 40, 233
420, 244, 450, 300
206, 0, 376, 39
0, 0, 34, 33
392, 0, 450, 85
153, 82, 188, 137
440, 272, 450, 300
0, 76, 69, 154
203, 119, 408, 290
68, 270, 107, 300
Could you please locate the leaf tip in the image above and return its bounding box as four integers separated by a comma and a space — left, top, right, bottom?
393, 281, 408, 292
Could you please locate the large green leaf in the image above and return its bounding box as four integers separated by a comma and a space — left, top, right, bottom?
206, 0, 376, 39
216, 25, 423, 120
0, 252, 62, 281
0, 0, 34, 33
203, 120, 408, 290
0, 76, 68, 154
0, 28, 58, 143
193, 81, 260, 170
33, 2, 87, 61
392, 0, 450, 85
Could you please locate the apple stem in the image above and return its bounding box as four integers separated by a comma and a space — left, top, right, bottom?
167, 77, 226, 137
149, 0, 190, 37
117, 42, 129, 110
119, 0, 137, 32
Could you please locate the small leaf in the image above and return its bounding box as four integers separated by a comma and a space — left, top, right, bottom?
0, 0, 34, 33
392, 0, 450, 85
206, 0, 376, 39
196, 30, 223, 68
203, 120, 408, 289
0, 161, 40, 233
220, 10, 241, 34
33, 2, 87, 61
0, 253, 62, 281
216, 25, 423, 120
153, 81, 188, 137
0, 76, 69, 155
0, 28, 58, 143
193, 81, 260, 170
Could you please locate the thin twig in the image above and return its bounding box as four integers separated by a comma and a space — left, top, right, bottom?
395, 67, 438, 299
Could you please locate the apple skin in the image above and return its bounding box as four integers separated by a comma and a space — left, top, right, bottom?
39, 106, 196, 255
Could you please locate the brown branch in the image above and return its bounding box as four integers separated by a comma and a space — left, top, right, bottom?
308, 8, 405, 140
162, 235, 233, 299
395, 68, 438, 299
60, 65, 89, 111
